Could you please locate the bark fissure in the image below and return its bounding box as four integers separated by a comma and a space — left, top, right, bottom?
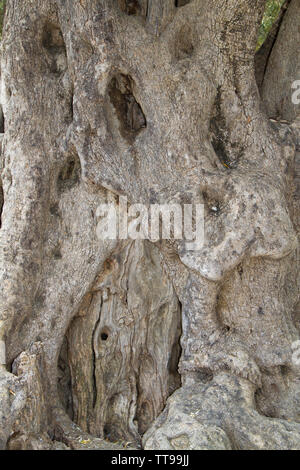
91, 297, 102, 410
0, 182, 3, 229
108, 73, 147, 144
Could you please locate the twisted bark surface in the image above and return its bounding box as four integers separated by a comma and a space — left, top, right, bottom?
0, 0, 299, 450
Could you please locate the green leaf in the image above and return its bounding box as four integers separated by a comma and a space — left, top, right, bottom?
257, 0, 286, 51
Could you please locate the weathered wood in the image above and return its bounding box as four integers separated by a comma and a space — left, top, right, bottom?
58, 241, 181, 443
0, 0, 299, 450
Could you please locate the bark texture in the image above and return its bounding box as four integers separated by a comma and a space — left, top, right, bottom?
0, 0, 299, 450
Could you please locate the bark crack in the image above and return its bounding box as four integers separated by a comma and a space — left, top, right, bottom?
91, 295, 103, 409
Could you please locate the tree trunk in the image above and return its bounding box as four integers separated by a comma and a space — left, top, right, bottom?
0, 0, 299, 450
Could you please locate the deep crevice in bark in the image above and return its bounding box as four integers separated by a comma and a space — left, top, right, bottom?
57, 337, 74, 421
174, 24, 194, 60
0, 181, 3, 229
118, 0, 143, 16
108, 73, 147, 144
175, 0, 191, 7
210, 87, 236, 168
42, 22, 67, 75
0, 104, 4, 134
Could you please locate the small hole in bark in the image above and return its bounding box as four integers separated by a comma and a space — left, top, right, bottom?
258, 306, 264, 316
237, 264, 243, 277
57, 153, 81, 193
108, 74, 147, 144
203, 191, 222, 216
101, 331, 109, 341
118, 0, 141, 15
42, 22, 67, 75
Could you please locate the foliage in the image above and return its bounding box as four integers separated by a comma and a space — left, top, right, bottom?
0, 0, 5, 39
257, 0, 286, 50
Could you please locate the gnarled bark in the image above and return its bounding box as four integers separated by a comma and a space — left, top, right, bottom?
0, 0, 299, 450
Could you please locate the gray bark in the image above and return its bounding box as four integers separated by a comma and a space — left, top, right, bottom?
0, 0, 299, 450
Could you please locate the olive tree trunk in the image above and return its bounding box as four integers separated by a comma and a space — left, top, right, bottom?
0, 0, 299, 450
